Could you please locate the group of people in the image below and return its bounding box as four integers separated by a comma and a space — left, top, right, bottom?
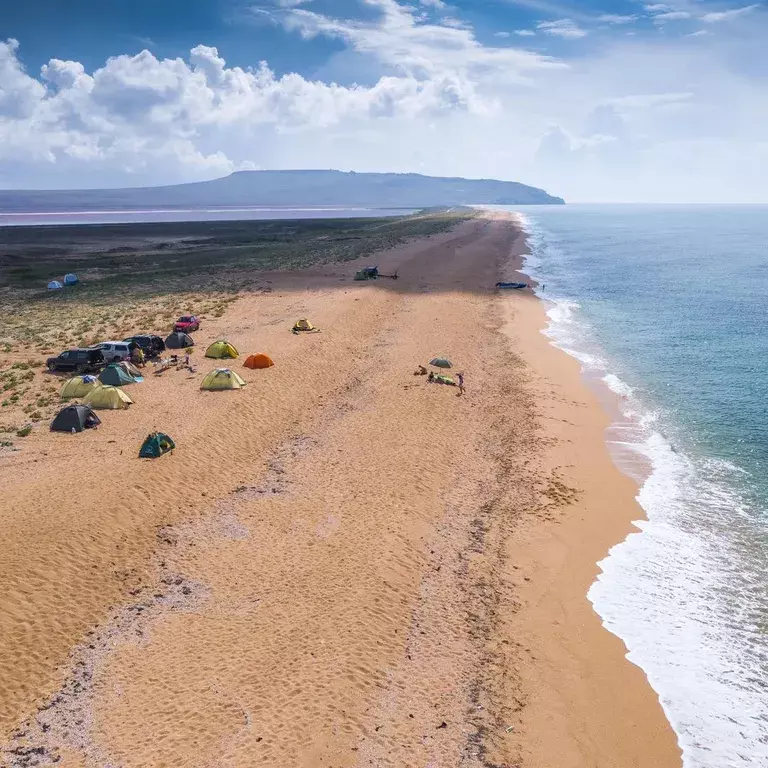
415, 365, 466, 395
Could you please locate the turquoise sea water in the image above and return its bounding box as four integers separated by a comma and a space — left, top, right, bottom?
510, 205, 768, 768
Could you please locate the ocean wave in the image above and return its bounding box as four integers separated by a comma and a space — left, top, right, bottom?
518, 209, 768, 767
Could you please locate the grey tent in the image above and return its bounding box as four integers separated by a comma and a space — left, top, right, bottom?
50, 404, 101, 432
165, 331, 194, 349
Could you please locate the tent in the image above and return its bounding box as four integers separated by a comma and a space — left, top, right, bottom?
115, 360, 143, 379
205, 340, 239, 359
60, 375, 102, 400
63, 273, 79, 285
165, 331, 195, 349
47, 280, 64, 291
98, 363, 138, 386
50, 404, 101, 432
243, 353, 274, 369
201, 368, 246, 391
84, 385, 133, 410
139, 432, 175, 459
292, 319, 319, 333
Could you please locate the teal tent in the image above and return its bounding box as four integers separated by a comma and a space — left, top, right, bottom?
139, 432, 175, 459
98, 363, 138, 386
64, 273, 79, 285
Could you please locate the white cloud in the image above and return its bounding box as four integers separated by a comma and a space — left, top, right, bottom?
514, 29, 536, 36
687, 29, 710, 36
701, 4, 759, 22
598, 14, 639, 24
644, 3, 673, 11
2, 0, 768, 202
536, 19, 588, 38
494, 31, 511, 38
419, 0, 447, 7
274, 0, 562, 83
652, 11, 692, 21
604, 91, 694, 109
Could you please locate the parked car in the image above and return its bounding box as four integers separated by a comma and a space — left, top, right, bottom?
96, 341, 132, 362
174, 315, 200, 333
46, 348, 105, 373
123, 334, 166, 358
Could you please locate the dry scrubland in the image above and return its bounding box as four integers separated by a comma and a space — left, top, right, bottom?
0, 211, 471, 444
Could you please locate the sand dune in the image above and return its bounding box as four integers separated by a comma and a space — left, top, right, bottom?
0, 214, 680, 767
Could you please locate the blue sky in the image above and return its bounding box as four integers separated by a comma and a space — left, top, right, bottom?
1, 0, 766, 200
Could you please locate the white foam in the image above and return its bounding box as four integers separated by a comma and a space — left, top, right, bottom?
515, 209, 768, 767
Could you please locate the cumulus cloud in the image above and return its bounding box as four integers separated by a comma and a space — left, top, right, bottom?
514, 29, 536, 36
536, 19, 588, 38
1, 0, 768, 202
702, 4, 759, 22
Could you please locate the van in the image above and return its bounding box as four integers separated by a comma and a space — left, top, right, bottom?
96, 341, 132, 363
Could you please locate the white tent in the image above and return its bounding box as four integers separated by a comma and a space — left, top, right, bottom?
47, 280, 64, 290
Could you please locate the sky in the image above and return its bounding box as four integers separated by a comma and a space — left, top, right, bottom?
1, 0, 767, 201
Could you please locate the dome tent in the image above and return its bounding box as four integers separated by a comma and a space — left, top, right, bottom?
244, 353, 274, 369
50, 404, 101, 432
201, 368, 246, 391
47, 280, 64, 291
98, 363, 138, 386
205, 340, 239, 359
63, 273, 79, 285
165, 331, 194, 349
115, 360, 143, 379
139, 432, 175, 459
84, 385, 133, 410
60, 375, 101, 400
292, 318, 319, 333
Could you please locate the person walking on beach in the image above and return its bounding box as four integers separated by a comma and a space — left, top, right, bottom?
456, 372, 465, 396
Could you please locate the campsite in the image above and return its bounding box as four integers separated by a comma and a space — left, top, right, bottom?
0, 210, 611, 768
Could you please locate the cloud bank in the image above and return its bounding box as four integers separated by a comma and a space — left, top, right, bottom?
1, 0, 767, 202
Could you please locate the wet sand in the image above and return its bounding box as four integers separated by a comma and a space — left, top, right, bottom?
0, 213, 681, 767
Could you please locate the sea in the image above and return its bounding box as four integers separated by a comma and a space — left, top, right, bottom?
507, 204, 768, 768
0, 206, 412, 226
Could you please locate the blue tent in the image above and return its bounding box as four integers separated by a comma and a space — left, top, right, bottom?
47, 280, 64, 290
64, 273, 79, 285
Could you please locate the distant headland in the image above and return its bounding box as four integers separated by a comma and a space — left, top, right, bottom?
0, 170, 564, 212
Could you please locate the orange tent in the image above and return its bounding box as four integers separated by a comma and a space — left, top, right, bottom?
243, 353, 274, 369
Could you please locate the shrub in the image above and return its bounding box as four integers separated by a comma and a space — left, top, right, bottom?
16, 425, 32, 437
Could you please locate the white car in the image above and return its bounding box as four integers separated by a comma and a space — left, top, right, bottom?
95, 341, 132, 362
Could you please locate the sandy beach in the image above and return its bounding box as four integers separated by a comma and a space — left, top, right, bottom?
0, 212, 681, 767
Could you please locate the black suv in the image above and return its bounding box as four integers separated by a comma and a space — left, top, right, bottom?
123, 334, 166, 357
46, 348, 105, 373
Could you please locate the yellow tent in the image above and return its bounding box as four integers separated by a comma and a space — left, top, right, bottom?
293, 318, 314, 331
60, 375, 102, 400
205, 340, 239, 359
84, 385, 133, 410
201, 368, 247, 391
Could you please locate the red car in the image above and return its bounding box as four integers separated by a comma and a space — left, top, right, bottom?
174, 315, 200, 333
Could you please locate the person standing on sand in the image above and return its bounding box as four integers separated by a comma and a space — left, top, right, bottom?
456, 372, 465, 396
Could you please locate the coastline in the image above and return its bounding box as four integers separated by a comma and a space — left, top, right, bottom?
0, 212, 680, 766
500, 286, 681, 767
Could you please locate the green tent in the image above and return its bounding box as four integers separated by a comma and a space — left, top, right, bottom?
139, 432, 175, 459
99, 363, 138, 386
